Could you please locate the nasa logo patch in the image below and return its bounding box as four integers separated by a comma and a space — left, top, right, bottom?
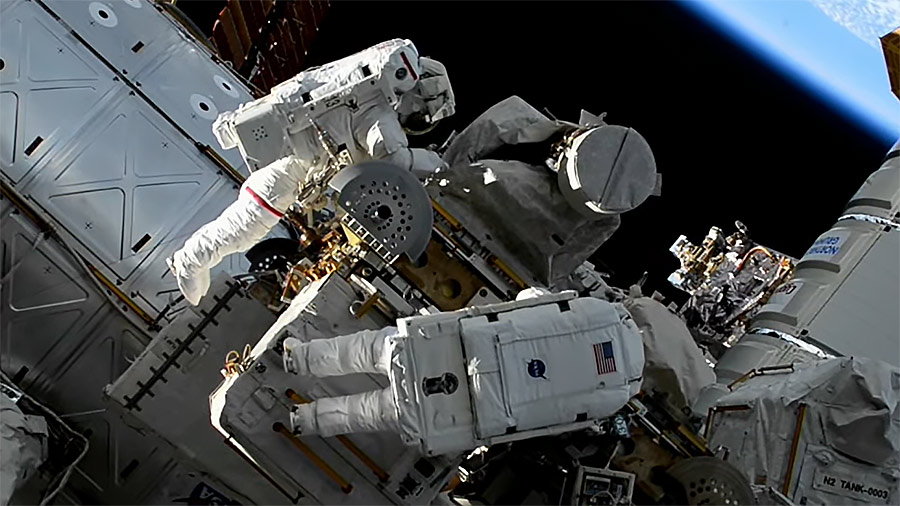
527, 359, 547, 379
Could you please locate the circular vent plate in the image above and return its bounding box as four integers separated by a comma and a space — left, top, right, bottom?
330, 161, 433, 262
666, 457, 755, 505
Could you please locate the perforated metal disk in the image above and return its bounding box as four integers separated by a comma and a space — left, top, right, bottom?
330, 160, 433, 262
666, 457, 754, 506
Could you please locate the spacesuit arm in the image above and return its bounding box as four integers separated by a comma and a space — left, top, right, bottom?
354, 105, 445, 178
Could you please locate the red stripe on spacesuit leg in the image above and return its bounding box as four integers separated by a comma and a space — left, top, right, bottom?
244, 187, 284, 218
400, 52, 418, 81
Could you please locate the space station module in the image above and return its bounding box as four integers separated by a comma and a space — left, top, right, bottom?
168, 39, 454, 305
282, 291, 645, 456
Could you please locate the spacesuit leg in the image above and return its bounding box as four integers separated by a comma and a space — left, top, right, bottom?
169, 157, 306, 305
169, 191, 279, 305
290, 387, 400, 437
282, 327, 397, 377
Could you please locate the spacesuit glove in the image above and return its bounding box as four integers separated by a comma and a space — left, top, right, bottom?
166, 250, 210, 306
409, 148, 447, 179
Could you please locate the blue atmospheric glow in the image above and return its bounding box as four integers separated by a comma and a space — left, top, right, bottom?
681, 0, 899, 144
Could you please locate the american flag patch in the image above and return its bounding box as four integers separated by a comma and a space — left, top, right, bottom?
593, 341, 617, 375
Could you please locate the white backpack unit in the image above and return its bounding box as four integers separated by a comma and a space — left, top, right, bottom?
394, 291, 645, 455
212, 39, 422, 171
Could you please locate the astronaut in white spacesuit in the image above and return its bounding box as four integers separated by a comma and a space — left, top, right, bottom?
168, 40, 455, 305
282, 290, 644, 456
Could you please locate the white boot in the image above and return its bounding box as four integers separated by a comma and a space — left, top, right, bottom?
290, 403, 318, 435
167, 251, 210, 306
282, 337, 310, 376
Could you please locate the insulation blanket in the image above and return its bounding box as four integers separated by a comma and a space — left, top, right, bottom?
430, 96, 620, 289
624, 296, 715, 408
707, 357, 900, 505
1, 395, 47, 506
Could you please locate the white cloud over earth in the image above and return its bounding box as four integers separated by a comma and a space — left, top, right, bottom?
810, 0, 900, 49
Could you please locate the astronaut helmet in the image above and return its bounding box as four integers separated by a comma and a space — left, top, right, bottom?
397, 57, 456, 135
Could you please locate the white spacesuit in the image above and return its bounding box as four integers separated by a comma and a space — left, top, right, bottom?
282, 291, 644, 456
169, 39, 455, 305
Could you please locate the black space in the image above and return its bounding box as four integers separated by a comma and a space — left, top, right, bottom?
182, 1, 894, 301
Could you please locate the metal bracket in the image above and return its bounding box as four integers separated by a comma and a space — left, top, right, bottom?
123, 281, 243, 410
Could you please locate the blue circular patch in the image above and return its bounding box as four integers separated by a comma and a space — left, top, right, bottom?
527, 359, 546, 379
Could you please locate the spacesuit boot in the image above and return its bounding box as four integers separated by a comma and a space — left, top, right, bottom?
289, 403, 318, 435
166, 253, 211, 307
